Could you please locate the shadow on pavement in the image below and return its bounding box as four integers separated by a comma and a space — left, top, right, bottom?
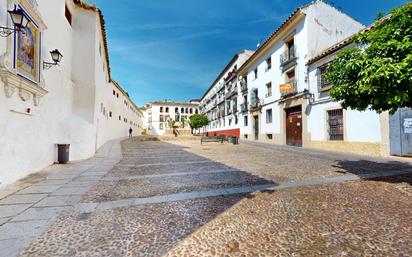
20, 138, 277, 257
332, 159, 412, 185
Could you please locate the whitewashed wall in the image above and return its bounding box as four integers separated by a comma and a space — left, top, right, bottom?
0, 0, 142, 187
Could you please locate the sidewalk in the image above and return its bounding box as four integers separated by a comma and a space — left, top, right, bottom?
0, 138, 123, 257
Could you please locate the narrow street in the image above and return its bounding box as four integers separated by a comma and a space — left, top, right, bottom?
0, 138, 411, 256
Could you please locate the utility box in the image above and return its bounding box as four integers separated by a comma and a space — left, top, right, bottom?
390, 108, 412, 157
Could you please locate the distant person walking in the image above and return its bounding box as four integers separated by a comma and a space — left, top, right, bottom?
129, 127, 133, 138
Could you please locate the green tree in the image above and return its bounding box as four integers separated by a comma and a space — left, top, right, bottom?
189, 114, 209, 134
167, 119, 176, 129
326, 3, 412, 114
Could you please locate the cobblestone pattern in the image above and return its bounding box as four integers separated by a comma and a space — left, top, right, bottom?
82, 171, 272, 202
170, 140, 412, 183
165, 174, 412, 256
19, 196, 244, 257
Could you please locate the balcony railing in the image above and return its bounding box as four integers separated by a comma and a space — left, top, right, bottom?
233, 104, 238, 113
280, 46, 297, 67
240, 103, 248, 112
241, 83, 248, 93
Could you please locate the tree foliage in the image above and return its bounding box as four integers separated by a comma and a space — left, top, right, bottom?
189, 114, 209, 129
326, 3, 412, 114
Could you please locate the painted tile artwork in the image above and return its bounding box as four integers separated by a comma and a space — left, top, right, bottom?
16, 19, 39, 82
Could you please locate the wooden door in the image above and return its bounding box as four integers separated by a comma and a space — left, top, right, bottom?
286, 106, 302, 147
254, 116, 259, 140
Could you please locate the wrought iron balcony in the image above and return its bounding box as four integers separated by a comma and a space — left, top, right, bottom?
249, 97, 262, 111
280, 46, 297, 68
233, 104, 238, 113
240, 103, 248, 112
225, 86, 238, 99
241, 83, 248, 93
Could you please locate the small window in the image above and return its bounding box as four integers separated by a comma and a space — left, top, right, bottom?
244, 134, 248, 139
113, 90, 115, 96
165, 107, 169, 113
266, 82, 272, 97
244, 115, 248, 126
109, 111, 112, 117
266, 109, 272, 123
116, 93, 119, 98
160, 107, 164, 113
254, 68, 258, 79
327, 109, 344, 141
175, 107, 179, 113
189, 108, 193, 114
266, 134, 273, 140
119, 115, 121, 121
318, 64, 331, 91
266, 57, 272, 71
65, 5, 72, 26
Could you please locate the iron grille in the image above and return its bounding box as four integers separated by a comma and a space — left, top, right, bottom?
318, 64, 331, 90
328, 109, 344, 141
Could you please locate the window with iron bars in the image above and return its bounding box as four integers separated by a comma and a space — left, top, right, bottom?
318, 63, 331, 91
327, 109, 344, 141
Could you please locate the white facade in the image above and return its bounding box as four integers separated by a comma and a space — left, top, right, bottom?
200, 1, 388, 156
200, 50, 254, 137
0, 0, 142, 187
144, 101, 200, 136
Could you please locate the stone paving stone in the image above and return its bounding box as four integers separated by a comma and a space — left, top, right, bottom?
0, 194, 48, 205
0, 204, 31, 219
0, 217, 11, 225
16, 185, 62, 195
12, 207, 70, 222
34, 195, 82, 207
51, 186, 92, 196
0, 220, 51, 240
0, 237, 33, 257
61, 180, 99, 188
34, 179, 72, 186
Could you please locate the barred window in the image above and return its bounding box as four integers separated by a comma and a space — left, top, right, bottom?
318, 64, 331, 90
327, 109, 344, 141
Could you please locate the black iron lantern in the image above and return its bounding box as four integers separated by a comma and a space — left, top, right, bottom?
44, 49, 63, 69
0, 9, 30, 37
8, 9, 29, 30
50, 49, 63, 64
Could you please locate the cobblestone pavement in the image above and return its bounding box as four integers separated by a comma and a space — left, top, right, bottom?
0, 138, 411, 256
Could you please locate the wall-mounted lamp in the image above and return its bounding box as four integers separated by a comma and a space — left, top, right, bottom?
43, 49, 63, 70
0, 9, 30, 37
303, 89, 315, 104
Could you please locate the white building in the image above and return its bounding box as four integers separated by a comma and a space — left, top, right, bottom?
0, 0, 142, 187
143, 101, 200, 136
200, 50, 254, 137
200, 1, 394, 156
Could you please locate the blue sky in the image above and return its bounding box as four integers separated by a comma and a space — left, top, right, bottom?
94, 0, 408, 106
